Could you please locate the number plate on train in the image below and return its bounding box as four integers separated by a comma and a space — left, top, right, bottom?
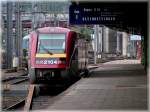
35, 58, 66, 65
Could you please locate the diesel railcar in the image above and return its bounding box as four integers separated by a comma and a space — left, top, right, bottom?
28, 27, 89, 84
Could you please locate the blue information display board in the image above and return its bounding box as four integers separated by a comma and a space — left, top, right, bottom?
69, 2, 124, 25
69, 2, 147, 27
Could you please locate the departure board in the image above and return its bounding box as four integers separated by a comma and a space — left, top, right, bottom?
69, 2, 147, 28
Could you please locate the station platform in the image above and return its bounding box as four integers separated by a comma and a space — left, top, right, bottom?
45, 60, 147, 110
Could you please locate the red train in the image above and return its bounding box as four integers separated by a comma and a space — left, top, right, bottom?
28, 27, 90, 84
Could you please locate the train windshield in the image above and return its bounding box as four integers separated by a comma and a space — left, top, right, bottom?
38, 33, 66, 54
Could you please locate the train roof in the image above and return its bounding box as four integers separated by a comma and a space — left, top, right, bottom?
36, 27, 71, 33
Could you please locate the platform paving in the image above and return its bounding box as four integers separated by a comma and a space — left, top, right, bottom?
46, 60, 148, 110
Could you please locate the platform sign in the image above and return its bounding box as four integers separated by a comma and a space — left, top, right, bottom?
130, 35, 141, 41
69, 2, 124, 25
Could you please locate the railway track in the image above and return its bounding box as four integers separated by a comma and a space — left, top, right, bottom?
3, 98, 26, 111
24, 83, 71, 110
2, 74, 29, 111
3, 68, 96, 111
2, 83, 70, 111
2, 78, 75, 111
3, 76, 29, 85
2, 90, 28, 111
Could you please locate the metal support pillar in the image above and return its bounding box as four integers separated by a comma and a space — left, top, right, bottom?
98, 26, 103, 59
94, 25, 98, 64
54, 3, 58, 27
15, 2, 22, 67
32, 2, 37, 30
32, 2, 43, 29
103, 27, 109, 54
117, 32, 120, 53
6, 2, 13, 68
122, 32, 128, 57
97, 25, 100, 55
101, 26, 104, 58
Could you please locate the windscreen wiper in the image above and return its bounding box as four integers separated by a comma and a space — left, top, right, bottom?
41, 45, 53, 55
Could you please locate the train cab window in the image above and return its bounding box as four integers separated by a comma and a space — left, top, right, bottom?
37, 33, 66, 54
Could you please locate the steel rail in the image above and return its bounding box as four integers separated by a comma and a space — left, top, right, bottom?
3, 98, 26, 111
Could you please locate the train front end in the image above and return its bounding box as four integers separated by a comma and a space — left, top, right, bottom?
29, 27, 71, 84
